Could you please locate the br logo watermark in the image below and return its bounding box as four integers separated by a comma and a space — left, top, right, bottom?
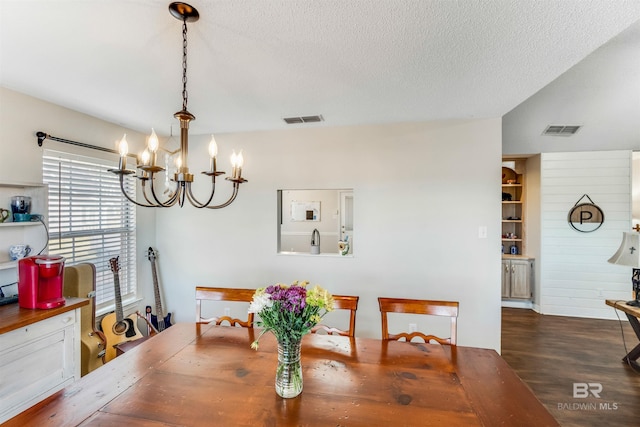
573, 383, 602, 398
557, 383, 619, 411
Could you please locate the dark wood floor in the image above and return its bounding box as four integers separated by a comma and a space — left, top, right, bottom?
501, 308, 640, 426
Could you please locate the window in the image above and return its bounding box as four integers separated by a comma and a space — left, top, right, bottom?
43, 149, 137, 310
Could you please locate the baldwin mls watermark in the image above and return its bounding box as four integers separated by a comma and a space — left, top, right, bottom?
557, 383, 619, 411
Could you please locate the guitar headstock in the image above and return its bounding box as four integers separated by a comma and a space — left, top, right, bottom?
109, 256, 120, 273
147, 247, 157, 262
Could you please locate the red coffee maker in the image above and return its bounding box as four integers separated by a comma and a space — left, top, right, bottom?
18, 255, 66, 309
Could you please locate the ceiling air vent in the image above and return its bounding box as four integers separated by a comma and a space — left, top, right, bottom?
283, 115, 324, 124
542, 125, 581, 136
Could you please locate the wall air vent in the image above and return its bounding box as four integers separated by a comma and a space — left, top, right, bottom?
542, 125, 581, 136
283, 115, 324, 124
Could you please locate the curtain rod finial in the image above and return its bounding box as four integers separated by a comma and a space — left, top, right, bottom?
36, 131, 47, 147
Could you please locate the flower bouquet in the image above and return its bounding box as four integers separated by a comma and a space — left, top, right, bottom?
248, 281, 334, 397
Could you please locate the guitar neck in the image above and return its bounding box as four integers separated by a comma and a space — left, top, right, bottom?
151, 258, 164, 318
113, 276, 125, 322
110, 261, 125, 323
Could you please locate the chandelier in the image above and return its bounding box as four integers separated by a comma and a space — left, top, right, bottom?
110, 2, 247, 208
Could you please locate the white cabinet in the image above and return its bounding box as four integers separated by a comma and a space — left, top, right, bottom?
0, 303, 84, 423
502, 258, 534, 300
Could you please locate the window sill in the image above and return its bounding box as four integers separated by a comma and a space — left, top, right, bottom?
96, 296, 143, 318
277, 251, 353, 258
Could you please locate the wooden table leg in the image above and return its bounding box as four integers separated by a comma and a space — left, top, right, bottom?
622, 313, 640, 369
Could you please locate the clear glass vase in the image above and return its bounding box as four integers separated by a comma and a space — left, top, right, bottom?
275, 338, 303, 398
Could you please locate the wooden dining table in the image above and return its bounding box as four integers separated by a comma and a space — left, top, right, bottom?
5, 323, 558, 426
606, 299, 640, 369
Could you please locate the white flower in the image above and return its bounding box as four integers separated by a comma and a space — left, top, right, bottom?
248, 293, 273, 314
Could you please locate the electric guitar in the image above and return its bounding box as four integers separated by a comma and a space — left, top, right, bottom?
101, 256, 144, 362
147, 247, 172, 332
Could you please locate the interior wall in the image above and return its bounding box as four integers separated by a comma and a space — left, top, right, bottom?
540, 150, 631, 318
1, 87, 503, 351
155, 119, 503, 350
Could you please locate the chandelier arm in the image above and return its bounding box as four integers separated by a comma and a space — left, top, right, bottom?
140, 179, 160, 206
178, 183, 188, 207
184, 177, 217, 208
158, 175, 181, 206
118, 174, 157, 208
163, 187, 180, 206
149, 175, 179, 207
142, 177, 179, 207
204, 183, 240, 210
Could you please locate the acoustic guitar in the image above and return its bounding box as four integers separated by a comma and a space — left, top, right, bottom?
147, 247, 172, 332
62, 263, 107, 376
101, 256, 144, 362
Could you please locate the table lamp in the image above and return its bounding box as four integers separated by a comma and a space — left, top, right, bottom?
608, 231, 640, 307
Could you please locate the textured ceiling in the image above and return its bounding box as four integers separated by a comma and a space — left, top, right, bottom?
1, 0, 640, 136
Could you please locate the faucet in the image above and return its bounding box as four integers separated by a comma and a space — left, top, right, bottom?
311, 229, 320, 254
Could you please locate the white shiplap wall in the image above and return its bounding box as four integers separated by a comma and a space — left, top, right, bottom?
541, 151, 633, 319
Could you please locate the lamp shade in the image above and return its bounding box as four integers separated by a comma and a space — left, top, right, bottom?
607, 232, 640, 268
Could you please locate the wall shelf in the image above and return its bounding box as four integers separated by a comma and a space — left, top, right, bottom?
0, 222, 41, 228
0, 182, 47, 274
0, 261, 17, 271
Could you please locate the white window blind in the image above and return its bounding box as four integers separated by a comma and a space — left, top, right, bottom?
43, 149, 137, 310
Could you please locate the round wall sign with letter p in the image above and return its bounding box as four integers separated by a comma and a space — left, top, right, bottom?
568, 203, 604, 233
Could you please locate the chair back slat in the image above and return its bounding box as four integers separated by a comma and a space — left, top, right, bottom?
378, 297, 458, 345
311, 295, 359, 337
196, 286, 255, 327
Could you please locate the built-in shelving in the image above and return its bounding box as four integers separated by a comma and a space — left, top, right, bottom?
0, 182, 48, 270
502, 159, 533, 302
501, 165, 525, 256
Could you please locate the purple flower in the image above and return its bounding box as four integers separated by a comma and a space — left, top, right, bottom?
266, 284, 307, 314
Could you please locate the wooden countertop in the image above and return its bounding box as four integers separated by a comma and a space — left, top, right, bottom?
605, 299, 640, 317
5, 323, 559, 426
0, 297, 88, 335
502, 255, 534, 260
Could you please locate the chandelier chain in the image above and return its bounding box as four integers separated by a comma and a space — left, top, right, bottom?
182, 19, 188, 111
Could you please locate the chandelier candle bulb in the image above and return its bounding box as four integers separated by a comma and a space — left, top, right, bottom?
208, 135, 218, 173
118, 134, 128, 170
141, 149, 150, 166
140, 149, 150, 178
231, 151, 238, 178
237, 151, 244, 179
148, 128, 159, 166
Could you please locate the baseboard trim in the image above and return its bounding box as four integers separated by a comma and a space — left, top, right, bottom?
501, 299, 533, 309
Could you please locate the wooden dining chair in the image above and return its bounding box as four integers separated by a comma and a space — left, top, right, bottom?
195, 286, 256, 327
311, 295, 359, 337
378, 297, 459, 345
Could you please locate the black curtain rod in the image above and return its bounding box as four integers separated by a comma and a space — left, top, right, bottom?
36, 131, 137, 158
